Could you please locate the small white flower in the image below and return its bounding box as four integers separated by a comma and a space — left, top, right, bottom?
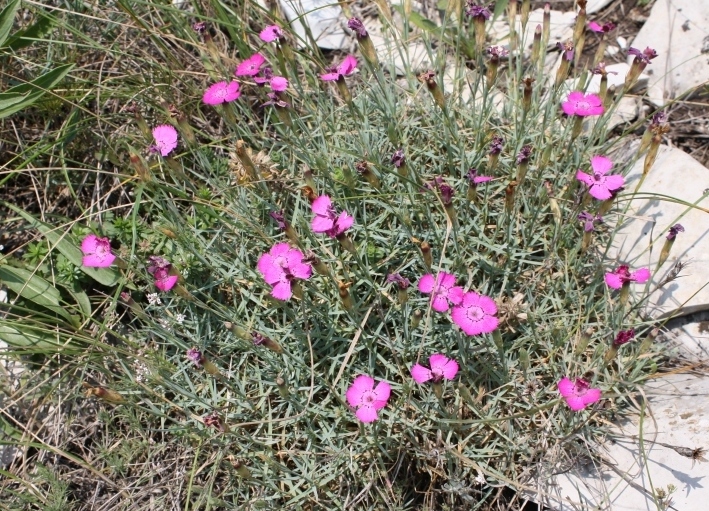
147, 293, 161, 305
474, 471, 486, 486
175, 313, 186, 324
158, 318, 171, 331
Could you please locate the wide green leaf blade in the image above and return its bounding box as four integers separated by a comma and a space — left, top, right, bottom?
0, 0, 20, 48
0, 63, 74, 119
0, 265, 77, 326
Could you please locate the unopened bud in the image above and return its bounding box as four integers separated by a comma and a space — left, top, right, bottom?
276, 376, 289, 398
411, 309, 423, 329
420, 241, 432, 269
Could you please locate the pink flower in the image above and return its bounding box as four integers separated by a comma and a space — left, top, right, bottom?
81, 234, 116, 268
558, 377, 601, 411
270, 76, 288, 92
311, 195, 354, 238
604, 265, 651, 289
417, 273, 464, 313
256, 242, 312, 300
147, 256, 179, 292
345, 374, 391, 423
151, 125, 178, 157
575, 155, 624, 200
411, 354, 459, 384
320, 55, 358, 81
187, 348, 204, 367
562, 91, 604, 117
235, 53, 266, 77
259, 25, 283, 43
588, 21, 615, 33
202, 81, 241, 105
451, 291, 499, 335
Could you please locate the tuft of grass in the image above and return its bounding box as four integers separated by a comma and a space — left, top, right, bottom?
0, 0, 693, 509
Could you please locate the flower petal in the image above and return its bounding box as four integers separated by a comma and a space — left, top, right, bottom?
582, 388, 601, 406
631, 267, 651, 283
557, 377, 575, 398
410, 364, 433, 384
418, 274, 435, 294
603, 174, 625, 192
372, 380, 391, 408
355, 405, 378, 423
590, 155, 613, 175
589, 184, 612, 200
576, 170, 595, 187
311, 195, 332, 215
81, 234, 99, 254
564, 395, 588, 411
311, 215, 334, 233
155, 275, 178, 292
271, 281, 292, 300
431, 294, 450, 312
604, 272, 623, 289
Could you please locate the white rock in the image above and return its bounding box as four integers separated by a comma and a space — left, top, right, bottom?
607, 96, 639, 129
489, 9, 576, 50
605, 44, 620, 56
279, 0, 347, 50
609, 142, 709, 318
539, 372, 709, 510
367, 21, 433, 76
661, 312, 709, 362
587, 0, 614, 14
628, 0, 709, 106
616, 35, 627, 50
584, 63, 649, 94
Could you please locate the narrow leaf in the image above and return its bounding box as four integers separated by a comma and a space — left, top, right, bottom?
0, 265, 76, 325
0, 64, 74, 119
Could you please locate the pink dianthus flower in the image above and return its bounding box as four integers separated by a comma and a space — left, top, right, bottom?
451, 291, 499, 335
81, 234, 116, 268
576, 155, 624, 200
151, 125, 178, 157
604, 265, 651, 289
562, 91, 604, 116
411, 354, 459, 384
259, 25, 283, 43
558, 377, 601, 411
311, 195, 354, 238
346, 374, 391, 423
235, 53, 266, 77
256, 242, 312, 301
147, 256, 179, 292
320, 55, 358, 81
202, 81, 241, 105
417, 272, 464, 313
270, 76, 288, 92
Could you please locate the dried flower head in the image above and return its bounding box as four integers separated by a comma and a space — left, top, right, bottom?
391, 149, 406, 168
488, 135, 504, 155
667, 224, 684, 240
557, 41, 575, 61
613, 328, 636, 346
387, 273, 410, 289
578, 211, 603, 232
465, 1, 492, 20
347, 17, 368, 38
516, 145, 533, 165
628, 46, 658, 64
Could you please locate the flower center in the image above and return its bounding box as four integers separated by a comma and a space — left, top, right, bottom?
466, 306, 484, 322
593, 173, 604, 182
431, 368, 443, 381
362, 390, 375, 404
577, 100, 590, 110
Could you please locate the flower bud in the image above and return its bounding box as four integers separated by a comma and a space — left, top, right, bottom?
411, 309, 423, 329
83, 382, 125, 404
420, 241, 432, 269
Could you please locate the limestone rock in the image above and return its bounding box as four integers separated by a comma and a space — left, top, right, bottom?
587, 0, 614, 15
628, 0, 709, 106
609, 142, 709, 318
279, 0, 347, 50
539, 371, 709, 510
489, 9, 576, 50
